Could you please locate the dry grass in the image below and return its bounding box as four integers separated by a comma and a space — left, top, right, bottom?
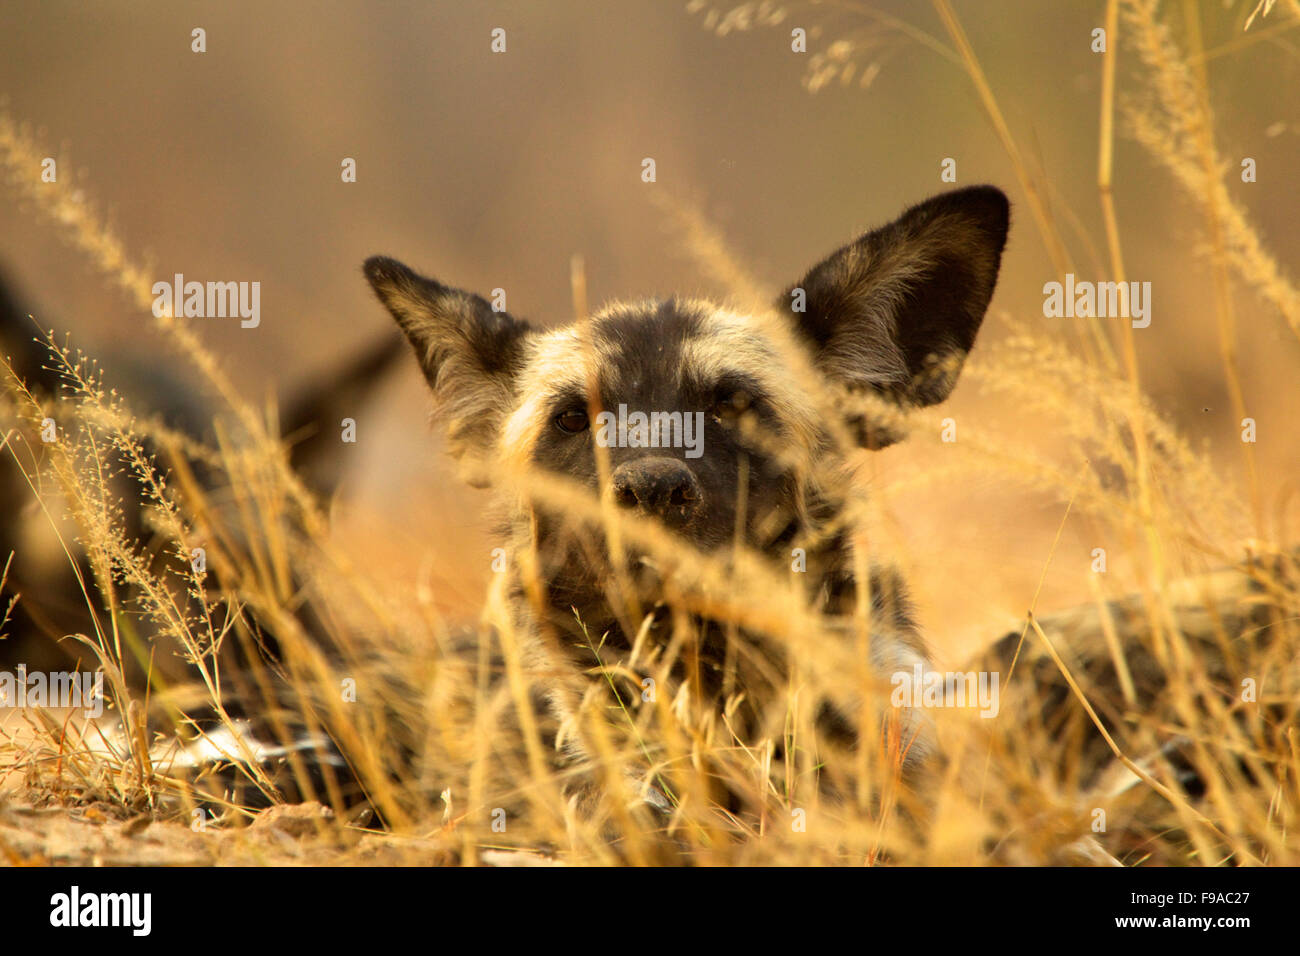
1, 0, 1298, 865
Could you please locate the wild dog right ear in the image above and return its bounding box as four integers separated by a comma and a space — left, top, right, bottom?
780, 185, 1009, 448
363, 256, 532, 484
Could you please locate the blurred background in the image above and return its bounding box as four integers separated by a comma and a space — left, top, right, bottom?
1, 0, 1297, 664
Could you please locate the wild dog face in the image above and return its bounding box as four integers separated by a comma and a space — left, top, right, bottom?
365, 186, 1008, 778
365, 186, 1008, 584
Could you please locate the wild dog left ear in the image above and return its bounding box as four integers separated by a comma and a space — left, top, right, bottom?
363, 256, 533, 485
780, 185, 1009, 448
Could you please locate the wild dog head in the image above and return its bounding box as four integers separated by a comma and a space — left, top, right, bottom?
364, 187, 1008, 604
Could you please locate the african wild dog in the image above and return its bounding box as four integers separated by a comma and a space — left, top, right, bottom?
364, 185, 1010, 815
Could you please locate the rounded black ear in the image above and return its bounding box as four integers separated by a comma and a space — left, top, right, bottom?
780, 186, 1009, 447
363, 256, 533, 482
363, 256, 532, 384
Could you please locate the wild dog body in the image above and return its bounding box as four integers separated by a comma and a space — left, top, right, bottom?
365, 185, 1010, 815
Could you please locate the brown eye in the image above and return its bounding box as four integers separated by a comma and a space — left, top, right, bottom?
713, 390, 751, 422
554, 409, 589, 434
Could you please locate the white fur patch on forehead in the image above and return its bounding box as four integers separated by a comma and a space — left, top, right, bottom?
680, 306, 777, 381
681, 305, 822, 446
500, 329, 575, 464
498, 321, 627, 469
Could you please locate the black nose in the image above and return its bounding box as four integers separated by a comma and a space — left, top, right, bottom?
611, 458, 702, 524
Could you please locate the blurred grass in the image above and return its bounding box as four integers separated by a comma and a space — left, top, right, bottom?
1, 0, 1298, 865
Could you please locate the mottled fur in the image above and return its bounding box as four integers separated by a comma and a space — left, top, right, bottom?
365, 185, 1010, 815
